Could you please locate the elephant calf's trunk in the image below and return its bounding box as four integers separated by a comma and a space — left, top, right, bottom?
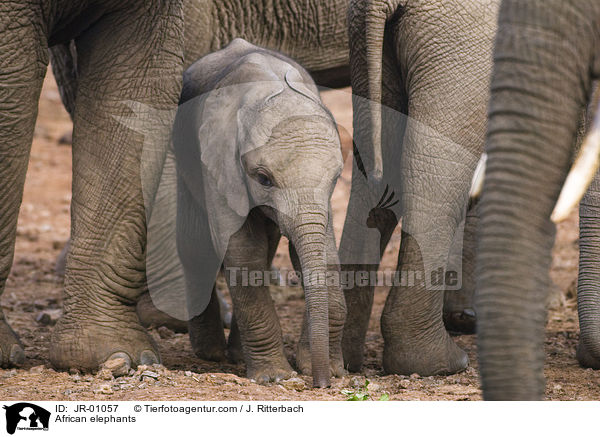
291, 214, 331, 388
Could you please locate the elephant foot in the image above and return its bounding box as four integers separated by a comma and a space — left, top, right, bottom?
342, 328, 368, 372
576, 341, 600, 369
189, 317, 227, 363
136, 293, 188, 333
226, 320, 243, 364
50, 311, 160, 372
296, 342, 346, 378
443, 308, 477, 335
382, 329, 468, 376
246, 358, 295, 385
0, 319, 25, 367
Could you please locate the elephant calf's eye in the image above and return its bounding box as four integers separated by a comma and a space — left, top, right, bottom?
256, 171, 273, 188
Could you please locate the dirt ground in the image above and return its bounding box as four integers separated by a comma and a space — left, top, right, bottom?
0, 70, 596, 401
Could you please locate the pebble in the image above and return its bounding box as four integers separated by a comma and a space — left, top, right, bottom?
157, 326, 174, 339
102, 357, 130, 378
35, 309, 61, 326
96, 368, 113, 381
281, 377, 306, 392
95, 384, 113, 395
350, 376, 365, 388
140, 370, 159, 381
30, 365, 45, 374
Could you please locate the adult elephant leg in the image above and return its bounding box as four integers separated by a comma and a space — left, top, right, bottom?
577, 172, 600, 369
380, 0, 496, 375
443, 206, 478, 334
477, 0, 599, 400
339, 39, 404, 372
224, 210, 293, 384
293, 217, 347, 378
0, 5, 47, 367
49, 2, 184, 371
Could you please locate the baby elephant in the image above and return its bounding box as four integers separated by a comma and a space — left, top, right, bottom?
170, 39, 346, 387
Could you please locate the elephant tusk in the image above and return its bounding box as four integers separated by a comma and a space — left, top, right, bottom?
469, 152, 487, 201
551, 100, 600, 223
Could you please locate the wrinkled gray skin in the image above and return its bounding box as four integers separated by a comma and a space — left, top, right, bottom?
49, 0, 352, 337
50, 0, 350, 119
477, 0, 600, 400
339, 0, 498, 375
168, 40, 345, 386
0, 1, 184, 369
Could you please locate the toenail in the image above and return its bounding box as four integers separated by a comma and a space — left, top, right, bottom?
9, 344, 25, 366
106, 352, 132, 369
463, 309, 476, 317
140, 350, 159, 365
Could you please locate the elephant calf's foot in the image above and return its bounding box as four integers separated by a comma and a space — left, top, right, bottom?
296, 343, 346, 378
0, 320, 25, 367
50, 313, 160, 372
443, 308, 476, 335
382, 329, 468, 376
576, 341, 600, 369
246, 358, 295, 385
136, 293, 188, 333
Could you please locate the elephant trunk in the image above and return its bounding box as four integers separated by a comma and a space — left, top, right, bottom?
348, 0, 401, 182
578, 174, 600, 362
288, 210, 330, 388
477, 0, 596, 400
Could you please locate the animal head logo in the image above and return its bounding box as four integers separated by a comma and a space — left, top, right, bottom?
3, 403, 50, 434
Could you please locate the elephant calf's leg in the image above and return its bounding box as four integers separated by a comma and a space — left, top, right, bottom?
0, 6, 48, 366
49, 3, 183, 371
224, 213, 294, 384
188, 287, 227, 362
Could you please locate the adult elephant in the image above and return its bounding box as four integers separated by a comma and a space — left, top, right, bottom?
339, 0, 499, 375
477, 0, 600, 400
50, 0, 350, 119
47, 0, 353, 363
0, 1, 184, 369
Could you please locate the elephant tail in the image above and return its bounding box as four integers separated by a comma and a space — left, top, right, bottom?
348, 0, 403, 182
49, 40, 78, 120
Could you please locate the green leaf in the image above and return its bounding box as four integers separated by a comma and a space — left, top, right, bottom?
378, 393, 390, 401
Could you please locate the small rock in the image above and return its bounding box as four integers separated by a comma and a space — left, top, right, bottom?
140, 370, 159, 381
369, 382, 381, 391
157, 326, 174, 339
35, 309, 61, 326
96, 368, 113, 381
409, 373, 420, 379
29, 365, 45, 374
350, 376, 365, 388
102, 357, 129, 378
68, 368, 80, 375
138, 383, 147, 389
95, 384, 113, 395
553, 384, 563, 391
136, 365, 150, 374
281, 377, 306, 392
70, 374, 81, 382
58, 131, 72, 145
63, 389, 72, 396
184, 371, 193, 377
